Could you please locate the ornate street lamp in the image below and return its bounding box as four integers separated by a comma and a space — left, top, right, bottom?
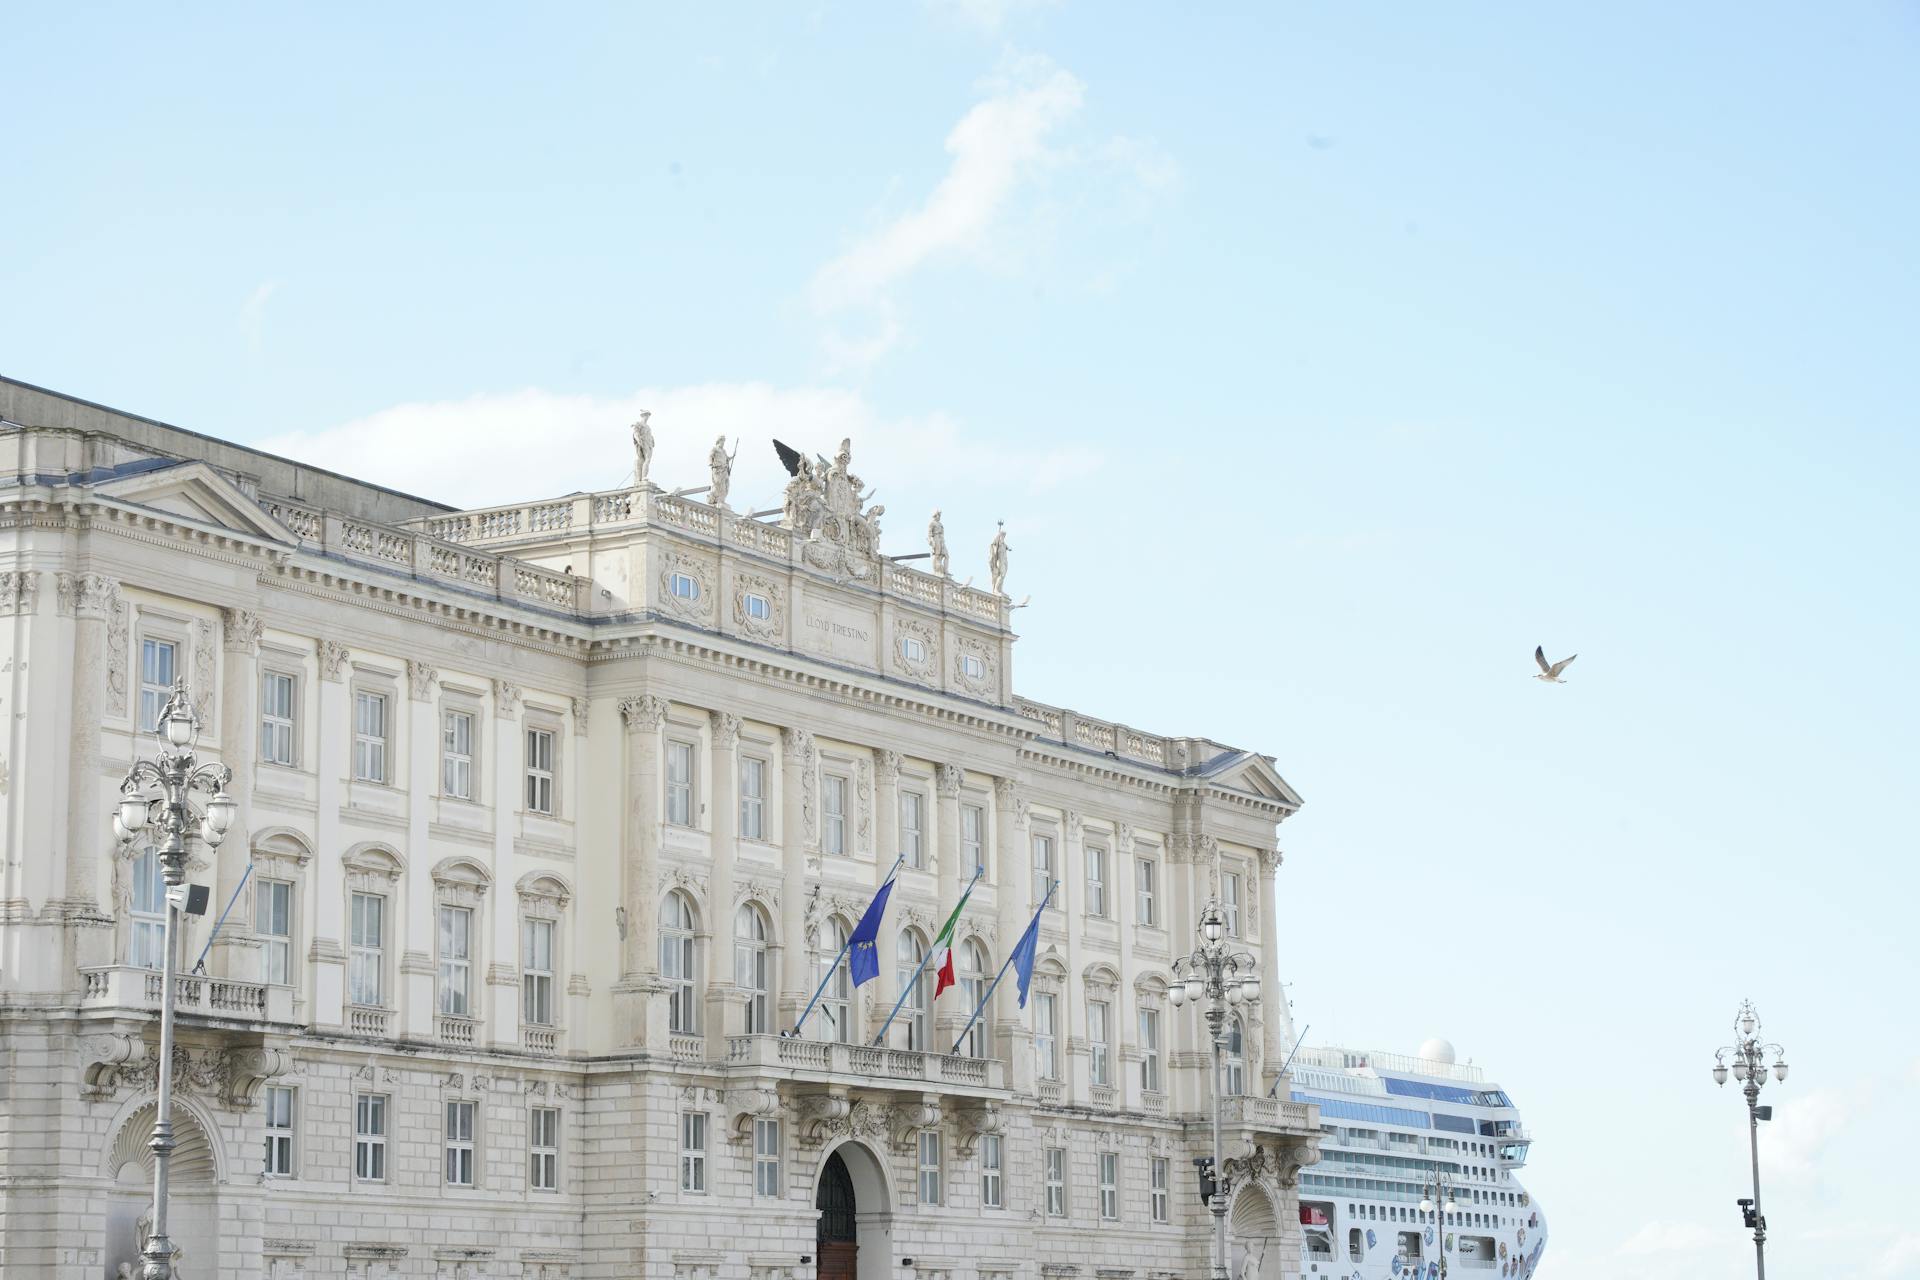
1711, 999, 1789, 1280
1419, 1168, 1461, 1278
1169, 899, 1261, 1280
114, 680, 235, 1280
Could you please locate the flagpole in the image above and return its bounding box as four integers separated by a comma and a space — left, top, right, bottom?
948, 879, 1057, 1056
870, 867, 982, 1048
1268, 1023, 1310, 1098
789, 852, 906, 1038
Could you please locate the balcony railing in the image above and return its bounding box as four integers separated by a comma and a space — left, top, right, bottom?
1216, 1094, 1319, 1132
721, 1034, 1006, 1092
523, 1026, 558, 1055
348, 1005, 393, 1037
437, 1015, 479, 1046
79, 965, 292, 1023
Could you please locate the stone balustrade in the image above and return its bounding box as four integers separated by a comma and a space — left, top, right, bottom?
708, 1034, 1007, 1095
1014, 698, 1194, 771
78, 965, 293, 1023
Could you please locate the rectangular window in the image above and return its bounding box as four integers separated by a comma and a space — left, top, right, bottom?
1045, 1146, 1067, 1217
525, 727, 555, 814
962, 803, 985, 876
1223, 871, 1242, 937
1086, 844, 1108, 918
445, 1100, 476, 1186
665, 740, 695, 827
130, 850, 165, 969
822, 775, 848, 855
529, 1107, 559, 1191
680, 1112, 707, 1193
1140, 1008, 1162, 1093
1036, 992, 1059, 1081
353, 690, 388, 783
981, 1133, 1003, 1209
255, 879, 293, 986
740, 757, 767, 840
349, 892, 385, 1006
901, 790, 926, 867
918, 1129, 942, 1206
1032, 832, 1054, 901
354, 1094, 387, 1181
1151, 1156, 1170, 1223
1100, 1151, 1119, 1220
442, 709, 474, 799
1089, 999, 1112, 1087
139, 637, 177, 733
1136, 856, 1157, 926
438, 904, 472, 1017
263, 1085, 295, 1176
260, 670, 296, 766
754, 1118, 781, 1198
522, 917, 555, 1027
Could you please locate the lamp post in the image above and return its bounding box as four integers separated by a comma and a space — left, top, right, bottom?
1712, 999, 1789, 1280
1419, 1168, 1460, 1279
113, 680, 236, 1280
1169, 898, 1260, 1280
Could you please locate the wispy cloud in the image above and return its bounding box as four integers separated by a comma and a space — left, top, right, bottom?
811, 54, 1084, 368
1763, 1086, 1855, 1180
1874, 1233, 1920, 1277
922, 0, 1060, 34
259, 384, 1101, 515
241, 280, 280, 351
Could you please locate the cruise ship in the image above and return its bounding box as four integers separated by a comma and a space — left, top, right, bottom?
1289, 1039, 1546, 1280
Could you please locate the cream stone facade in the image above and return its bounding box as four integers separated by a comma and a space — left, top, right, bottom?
0, 377, 1319, 1280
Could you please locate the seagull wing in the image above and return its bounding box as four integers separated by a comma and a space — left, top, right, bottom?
1534, 645, 1552, 675
1549, 653, 1578, 678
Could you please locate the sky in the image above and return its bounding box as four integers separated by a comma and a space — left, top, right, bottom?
6, 4, 1919, 1275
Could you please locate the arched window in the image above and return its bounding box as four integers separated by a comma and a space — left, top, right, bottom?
896, 928, 928, 1051
659, 891, 698, 1034
818, 915, 854, 1044
735, 903, 771, 1034
1225, 1014, 1248, 1096
958, 939, 990, 1058
130, 848, 167, 969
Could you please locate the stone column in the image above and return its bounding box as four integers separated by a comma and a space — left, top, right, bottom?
1062, 810, 1086, 1101
991, 777, 1034, 1093
868, 749, 902, 1042
934, 762, 967, 1051
487, 679, 520, 1049
776, 726, 815, 1027
311, 639, 351, 1028
704, 710, 741, 1050
59, 573, 118, 917
211, 608, 264, 979
1258, 846, 1286, 1085
615, 693, 668, 1046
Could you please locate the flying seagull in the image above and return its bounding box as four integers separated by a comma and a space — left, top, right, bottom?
1533, 646, 1577, 683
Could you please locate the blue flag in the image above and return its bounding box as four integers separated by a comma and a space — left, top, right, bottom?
847, 878, 895, 988
1010, 905, 1044, 1008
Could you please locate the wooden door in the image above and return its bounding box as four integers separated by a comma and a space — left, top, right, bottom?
817, 1240, 858, 1280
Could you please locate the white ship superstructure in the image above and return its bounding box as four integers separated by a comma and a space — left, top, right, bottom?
1291, 1039, 1546, 1280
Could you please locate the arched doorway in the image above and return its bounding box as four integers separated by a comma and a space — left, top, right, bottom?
814, 1140, 892, 1280
1229, 1184, 1284, 1280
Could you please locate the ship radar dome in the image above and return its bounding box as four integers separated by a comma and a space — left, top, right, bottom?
1418, 1037, 1457, 1065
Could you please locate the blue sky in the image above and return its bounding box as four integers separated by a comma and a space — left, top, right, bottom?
7, 4, 1918, 1275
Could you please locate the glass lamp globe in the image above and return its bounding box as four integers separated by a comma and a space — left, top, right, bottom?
1731, 1058, 1750, 1081
1445, 1199, 1458, 1215
1712, 1062, 1729, 1086
117, 794, 149, 832
1241, 975, 1260, 1002
204, 791, 237, 835
163, 700, 196, 748
1226, 982, 1242, 1005
1169, 982, 1186, 1008
1739, 1010, 1757, 1036
1419, 1197, 1434, 1215
1184, 975, 1204, 1003
1201, 912, 1225, 945
1773, 1060, 1789, 1082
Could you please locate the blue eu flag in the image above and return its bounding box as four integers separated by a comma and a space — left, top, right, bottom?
847, 878, 895, 988
1009, 906, 1044, 1008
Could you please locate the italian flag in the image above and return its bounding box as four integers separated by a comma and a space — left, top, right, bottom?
929, 880, 978, 998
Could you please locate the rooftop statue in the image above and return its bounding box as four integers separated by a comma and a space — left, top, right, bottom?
772, 437, 884, 580
708, 435, 736, 509
928, 510, 949, 577
630, 412, 654, 487
989, 522, 1010, 596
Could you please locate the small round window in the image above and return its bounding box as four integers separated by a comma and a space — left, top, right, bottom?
961, 654, 986, 679
900, 636, 927, 663
744, 592, 770, 620
669, 572, 700, 600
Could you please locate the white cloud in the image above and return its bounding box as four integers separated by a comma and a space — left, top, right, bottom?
922, 0, 1060, 34
1874, 1233, 1920, 1277
241, 280, 280, 351
810, 54, 1084, 367
258, 384, 1101, 517
1618, 1221, 1720, 1255
1763, 1086, 1854, 1180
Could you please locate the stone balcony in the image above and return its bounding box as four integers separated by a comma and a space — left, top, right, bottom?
79, 965, 295, 1025
714, 1034, 1007, 1099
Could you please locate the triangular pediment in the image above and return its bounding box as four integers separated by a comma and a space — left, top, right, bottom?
1198, 750, 1304, 810
90, 461, 296, 543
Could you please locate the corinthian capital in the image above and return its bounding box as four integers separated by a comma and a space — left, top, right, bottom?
222, 608, 264, 654
57, 572, 120, 620
936, 762, 963, 798
782, 726, 816, 765
620, 694, 669, 731
711, 710, 742, 748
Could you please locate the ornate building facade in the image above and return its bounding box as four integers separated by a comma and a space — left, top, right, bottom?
0, 376, 1318, 1280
